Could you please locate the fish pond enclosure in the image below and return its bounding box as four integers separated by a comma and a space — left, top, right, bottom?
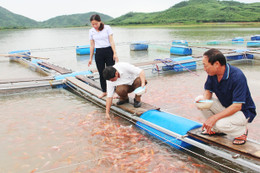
0, 26, 260, 173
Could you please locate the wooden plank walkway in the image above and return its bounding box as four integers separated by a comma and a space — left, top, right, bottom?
76, 75, 101, 90
188, 128, 260, 160
38, 61, 72, 74
0, 76, 54, 84
66, 77, 159, 116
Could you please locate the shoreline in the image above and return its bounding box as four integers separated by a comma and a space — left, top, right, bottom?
1, 22, 260, 30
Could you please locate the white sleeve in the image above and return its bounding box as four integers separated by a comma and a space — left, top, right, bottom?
106, 81, 115, 98
106, 25, 113, 36
89, 29, 94, 41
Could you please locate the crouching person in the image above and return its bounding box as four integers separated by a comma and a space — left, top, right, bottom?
195, 48, 256, 145
103, 62, 147, 119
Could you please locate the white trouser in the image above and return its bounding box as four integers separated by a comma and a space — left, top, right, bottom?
201, 98, 248, 137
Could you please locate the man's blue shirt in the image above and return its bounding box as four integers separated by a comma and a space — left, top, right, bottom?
205, 64, 256, 122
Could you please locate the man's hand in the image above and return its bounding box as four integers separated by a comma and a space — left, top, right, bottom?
202, 115, 218, 133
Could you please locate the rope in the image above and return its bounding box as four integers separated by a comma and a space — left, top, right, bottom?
35, 81, 240, 173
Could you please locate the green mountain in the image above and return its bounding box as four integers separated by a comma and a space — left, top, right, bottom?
0, 6, 39, 29
1, 0, 260, 29
0, 6, 113, 29
108, 0, 260, 25
40, 12, 113, 28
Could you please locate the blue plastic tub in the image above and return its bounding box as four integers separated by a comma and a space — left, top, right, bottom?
172, 40, 188, 46
247, 41, 260, 47
76, 45, 96, 55
170, 45, 192, 55
130, 41, 148, 51
251, 35, 260, 41
136, 110, 202, 149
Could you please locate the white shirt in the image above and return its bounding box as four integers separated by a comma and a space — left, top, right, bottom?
89, 25, 113, 48
106, 62, 142, 98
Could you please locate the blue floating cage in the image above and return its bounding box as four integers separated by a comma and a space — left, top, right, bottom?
226, 54, 254, 60
172, 40, 188, 46
251, 35, 260, 41
247, 41, 260, 47
170, 45, 192, 55
136, 110, 202, 149
76, 45, 96, 55
130, 41, 149, 51
161, 56, 196, 72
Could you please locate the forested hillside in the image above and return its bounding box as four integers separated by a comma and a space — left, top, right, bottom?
108, 0, 260, 25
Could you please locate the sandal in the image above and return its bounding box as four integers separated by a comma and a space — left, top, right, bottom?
201, 130, 226, 136
233, 129, 248, 145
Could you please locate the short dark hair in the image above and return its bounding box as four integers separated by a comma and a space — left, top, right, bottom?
90, 14, 104, 31
203, 48, 226, 66
103, 66, 116, 80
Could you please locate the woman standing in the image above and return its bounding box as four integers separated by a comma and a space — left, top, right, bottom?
88, 14, 118, 98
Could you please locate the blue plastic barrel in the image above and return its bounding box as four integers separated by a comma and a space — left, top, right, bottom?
172, 56, 196, 72
130, 41, 148, 51
247, 41, 260, 47
136, 110, 202, 149
251, 35, 260, 41
76, 45, 96, 55
232, 37, 244, 44
172, 40, 188, 46
232, 37, 244, 42
170, 45, 192, 55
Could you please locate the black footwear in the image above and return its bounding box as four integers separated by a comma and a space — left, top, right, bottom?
117, 98, 129, 105
134, 99, 142, 108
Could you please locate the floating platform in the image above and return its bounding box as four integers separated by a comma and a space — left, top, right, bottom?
37, 61, 72, 74
8, 50, 31, 60
188, 128, 260, 160
65, 76, 159, 116
0, 78, 63, 94
130, 41, 149, 51
170, 45, 192, 55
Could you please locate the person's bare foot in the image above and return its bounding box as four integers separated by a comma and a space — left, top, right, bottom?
98, 92, 107, 98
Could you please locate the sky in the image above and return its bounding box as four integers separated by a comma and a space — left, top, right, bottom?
0, 0, 259, 21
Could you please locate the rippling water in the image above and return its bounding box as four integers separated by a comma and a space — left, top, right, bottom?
0, 26, 259, 172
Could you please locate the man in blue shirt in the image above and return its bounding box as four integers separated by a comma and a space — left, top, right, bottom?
195, 48, 256, 145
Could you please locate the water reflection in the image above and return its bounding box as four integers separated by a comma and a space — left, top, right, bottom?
130, 50, 149, 59
76, 54, 91, 62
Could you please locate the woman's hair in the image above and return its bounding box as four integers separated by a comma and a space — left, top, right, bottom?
203, 48, 226, 66
90, 14, 104, 31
